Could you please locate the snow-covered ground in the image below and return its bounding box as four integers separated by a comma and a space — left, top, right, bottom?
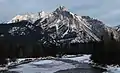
104, 65, 120, 73
9, 60, 76, 73
7, 54, 92, 73
32, 60, 53, 65
62, 54, 120, 73
92, 62, 120, 73
62, 54, 91, 63
3, 54, 120, 73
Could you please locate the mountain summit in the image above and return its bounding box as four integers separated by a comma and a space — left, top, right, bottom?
4, 6, 120, 43
55, 6, 68, 11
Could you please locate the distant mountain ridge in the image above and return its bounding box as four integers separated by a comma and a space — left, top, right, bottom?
0, 6, 120, 44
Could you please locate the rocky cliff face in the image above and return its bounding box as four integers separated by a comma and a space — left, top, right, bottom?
2, 6, 120, 43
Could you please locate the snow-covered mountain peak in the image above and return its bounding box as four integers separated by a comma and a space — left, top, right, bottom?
8, 11, 48, 24
52, 6, 77, 21
55, 6, 68, 12
7, 7, 120, 43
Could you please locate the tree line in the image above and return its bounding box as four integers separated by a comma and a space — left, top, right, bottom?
0, 32, 120, 65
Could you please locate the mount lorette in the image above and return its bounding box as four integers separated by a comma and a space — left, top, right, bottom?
1, 6, 120, 45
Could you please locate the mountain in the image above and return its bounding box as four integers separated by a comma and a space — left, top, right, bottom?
1, 6, 120, 44
1, 6, 120, 57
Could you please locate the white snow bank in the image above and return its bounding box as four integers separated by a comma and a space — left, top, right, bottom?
62, 55, 77, 58
106, 65, 120, 73
32, 60, 53, 65
62, 55, 91, 63
17, 58, 36, 62
0, 67, 8, 71
94, 64, 120, 73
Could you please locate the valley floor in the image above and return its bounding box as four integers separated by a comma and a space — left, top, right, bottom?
1, 54, 119, 73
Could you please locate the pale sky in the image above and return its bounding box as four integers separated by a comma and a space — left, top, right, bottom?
0, 0, 120, 26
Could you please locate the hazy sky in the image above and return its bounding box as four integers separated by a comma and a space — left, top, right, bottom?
0, 0, 120, 26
